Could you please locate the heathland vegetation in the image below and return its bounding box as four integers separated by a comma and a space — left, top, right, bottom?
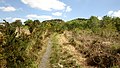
0, 16, 120, 68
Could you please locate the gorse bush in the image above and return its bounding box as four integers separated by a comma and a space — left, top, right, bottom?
0, 20, 44, 68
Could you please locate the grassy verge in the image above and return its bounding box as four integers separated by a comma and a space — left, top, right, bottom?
50, 33, 81, 68
50, 33, 61, 68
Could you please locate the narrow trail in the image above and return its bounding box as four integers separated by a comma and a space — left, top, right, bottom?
39, 39, 52, 68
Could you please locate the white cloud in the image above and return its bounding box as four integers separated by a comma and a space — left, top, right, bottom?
12, 18, 26, 22
0, 6, 16, 12
52, 12, 62, 16
108, 11, 113, 15
21, 0, 66, 11
98, 16, 102, 20
26, 14, 53, 20
5, 17, 12, 20
65, 6, 72, 12
0, 19, 2, 22
108, 10, 120, 17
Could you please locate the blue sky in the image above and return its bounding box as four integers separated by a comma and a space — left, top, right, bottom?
0, 0, 120, 22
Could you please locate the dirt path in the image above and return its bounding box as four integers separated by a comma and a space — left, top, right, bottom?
39, 39, 52, 68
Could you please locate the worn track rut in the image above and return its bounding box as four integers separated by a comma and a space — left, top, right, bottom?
39, 39, 52, 68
